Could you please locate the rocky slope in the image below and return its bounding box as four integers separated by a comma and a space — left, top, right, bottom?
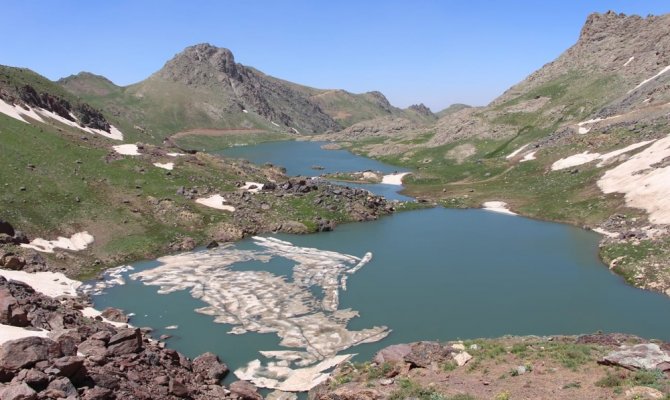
0, 67, 114, 133
0, 273, 268, 399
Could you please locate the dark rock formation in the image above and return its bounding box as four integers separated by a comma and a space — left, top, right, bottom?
0, 275, 242, 399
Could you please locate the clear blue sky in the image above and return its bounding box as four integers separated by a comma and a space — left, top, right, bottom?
2, 1, 669, 110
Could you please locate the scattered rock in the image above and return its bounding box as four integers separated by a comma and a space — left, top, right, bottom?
46, 376, 77, 397
600, 343, 670, 370
374, 344, 411, 364
0, 221, 15, 237
0, 337, 61, 371
453, 351, 473, 367
0, 382, 37, 400
192, 352, 228, 381
100, 307, 128, 323
106, 328, 142, 355
229, 380, 263, 400
169, 378, 189, 397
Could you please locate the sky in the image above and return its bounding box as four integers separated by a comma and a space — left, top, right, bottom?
2, 1, 670, 111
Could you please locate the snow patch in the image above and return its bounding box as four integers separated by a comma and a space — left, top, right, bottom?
552, 152, 602, 170
81, 307, 131, 328
195, 194, 236, 211
551, 140, 655, 171
20, 232, 94, 253
0, 99, 123, 140
629, 65, 670, 93
623, 56, 635, 67
520, 151, 537, 162
0, 324, 48, 345
592, 228, 619, 238
381, 172, 410, 185
482, 201, 517, 216
0, 270, 81, 297
153, 162, 174, 170
598, 134, 670, 224
242, 182, 264, 193
505, 144, 529, 159
112, 144, 140, 155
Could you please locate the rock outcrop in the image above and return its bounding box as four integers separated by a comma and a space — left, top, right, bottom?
0, 275, 239, 399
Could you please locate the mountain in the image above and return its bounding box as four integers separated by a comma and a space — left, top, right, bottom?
59, 43, 421, 144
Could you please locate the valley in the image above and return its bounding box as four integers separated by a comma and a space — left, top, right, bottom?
0, 8, 670, 400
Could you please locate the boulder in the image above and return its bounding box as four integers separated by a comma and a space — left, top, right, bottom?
192, 352, 228, 381
454, 352, 473, 367
0, 287, 18, 324
404, 342, 451, 368
374, 344, 411, 364
11, 232, 28, 245
1, 256, 25, 271
0, 382, 36, 400
51, 356, 84, 378
266, 390, 298, 400
21, 369, 48, 391
106, 328, 142, 355
229, 380, 263, 400
77, 339, 107, 358
89, 373, 119, 390
169, 378, 189, 398
0, 221, 15, 237
81, 386, 113, 400
46, 377, 77, 398
0, 337, 61, 370
600, 343, 670, 370
50, 330, 81, 356
100, 307, 128, 323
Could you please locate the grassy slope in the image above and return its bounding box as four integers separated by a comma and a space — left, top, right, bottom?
0, 111, 372, 279
355, 72, 628, 225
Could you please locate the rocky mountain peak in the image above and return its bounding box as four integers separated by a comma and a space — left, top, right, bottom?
579, 11, 642, 43
408, 103, 433, 116
364, 91, 393, 113
154, 43, 239, 84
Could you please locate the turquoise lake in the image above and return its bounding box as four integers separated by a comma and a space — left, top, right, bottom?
92, 140, 670, 387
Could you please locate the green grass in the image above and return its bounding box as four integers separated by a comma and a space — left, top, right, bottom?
388, 378, 445, 400
596, 368, 668, 392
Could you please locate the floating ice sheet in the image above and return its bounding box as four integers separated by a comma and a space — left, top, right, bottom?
129, 237, 388, 391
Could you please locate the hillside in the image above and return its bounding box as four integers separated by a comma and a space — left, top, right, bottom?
327, 11, 670, 298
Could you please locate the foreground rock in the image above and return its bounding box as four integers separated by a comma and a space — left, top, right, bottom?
0, 275, 243, 399
310, 335, 670, 400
